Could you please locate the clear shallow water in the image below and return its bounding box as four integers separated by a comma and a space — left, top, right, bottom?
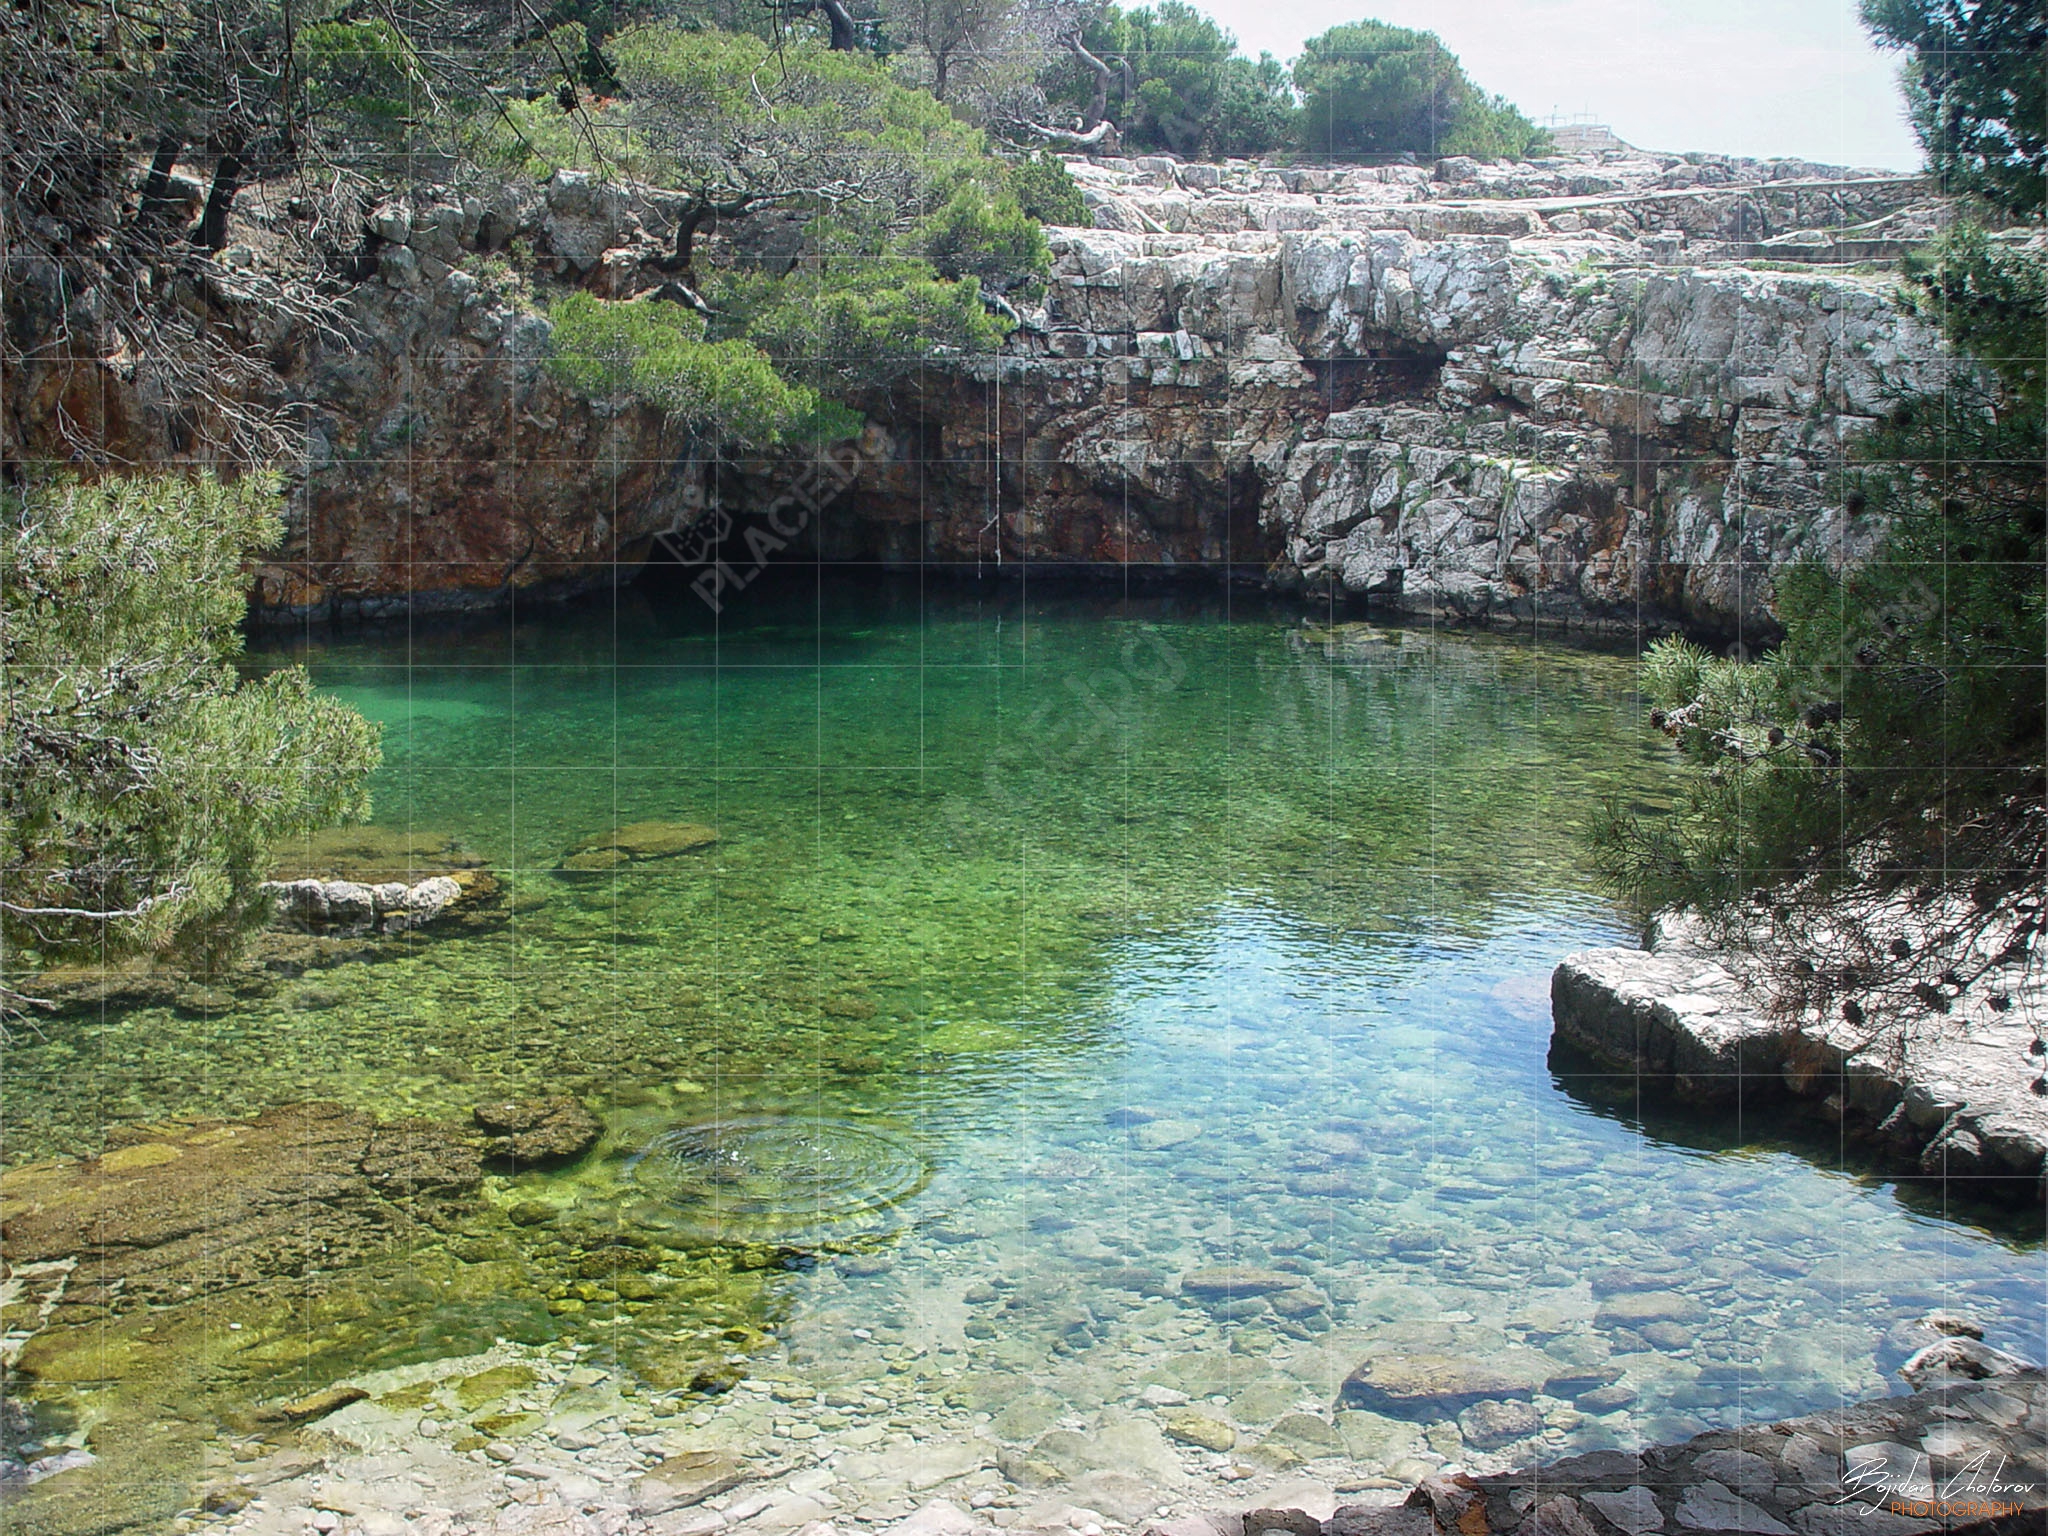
6, 575, 2044, 1515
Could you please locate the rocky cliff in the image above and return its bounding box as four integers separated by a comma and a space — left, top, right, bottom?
6, 145, 1956, 633
825, 150, 1948, 636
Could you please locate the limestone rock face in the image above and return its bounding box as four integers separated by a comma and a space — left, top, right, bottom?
1550, 935, 2048, 1203
267, 263, 692, 620
6, 177, 693, 621
727, 149, 1954, 638
5, 149, 1961, 635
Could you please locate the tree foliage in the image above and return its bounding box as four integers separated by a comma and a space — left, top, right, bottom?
1293, 19, 1547, 159
715, 261, 1008, 393
532, 23, 1034, 436
1035, 1, 1291, 157
0, 473, 382, 1015
0, 0, 601, 465
1861, 0, 2047, 218
1593, 6, 2046, 1038
882, 0, 1017, 97
545, 292, 846, 439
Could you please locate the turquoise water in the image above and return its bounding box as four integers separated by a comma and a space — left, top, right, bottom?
7, 575, 2043, 1516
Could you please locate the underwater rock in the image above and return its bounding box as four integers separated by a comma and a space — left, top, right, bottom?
1575, 1383, 1638, 1413
473, 1095, 601, 1167
1163, 1409, 1238, 1452
1897, 1335, 2033, 1388
268, 826, 485, 883
559, 820, 718, 872
249, 1384, 370, 1427
1593, 1291, 1706, 1328
1265, 1411, 1346, 1456
1458, 1397, 1545, 1447
633, 1449, 751, 1515
1180, 1267, 1300, 1298
0, 1103, 483, 1313
1342, 1351, 1554, 1414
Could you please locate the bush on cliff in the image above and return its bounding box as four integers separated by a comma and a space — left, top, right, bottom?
535, 25, 1034, 439
1593, 7, 2046, 1036
1006, 152, 1091, 227
0, 474, 382, 1019
544, 293, 859, 441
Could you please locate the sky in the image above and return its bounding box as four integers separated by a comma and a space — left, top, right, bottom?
1195, 0, 1925, 170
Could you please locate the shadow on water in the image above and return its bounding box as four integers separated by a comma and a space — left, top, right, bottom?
1547, 1038, 2047, 1246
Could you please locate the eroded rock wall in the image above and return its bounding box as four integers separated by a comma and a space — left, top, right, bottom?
806, 157, 1947, 636
5, 150, 1956, 633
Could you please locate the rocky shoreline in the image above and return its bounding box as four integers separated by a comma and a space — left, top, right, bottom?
1549, 934, 2048, 1205
4, 1073, 2042, 1534
15, 1340, 2037, 1536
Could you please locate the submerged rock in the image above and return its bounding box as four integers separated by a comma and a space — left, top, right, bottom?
1593, 1291, 1706, 1328
1342, 1350, 1555, 1414
634, 1448, 747, 1516
559, 820, 718, 872
1180, 1266, 1300, 1298
247, 1383, 370, 1427
268, 826, 484, 883
1163, 1409, 1238, 1452
473, 1095, 601, 1167
1458, 1397, 1545, 1447
0, 1103, 484, 1314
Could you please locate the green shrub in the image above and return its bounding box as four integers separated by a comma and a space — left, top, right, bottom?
921, 183, 1049, 292
1007, 153, 1090, 227
1, 473, 381, 1012
544, 293, 826, 441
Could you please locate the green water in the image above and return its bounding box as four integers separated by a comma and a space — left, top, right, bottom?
6, 575, 2044, 1515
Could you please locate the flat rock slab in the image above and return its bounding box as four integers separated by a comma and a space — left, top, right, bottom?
1551, 947, 2048, 1201
0, 1103, 482, 1310
1182, 1267, 1303, 1298
473, 1095, 601, 1166
559, 820, 717, 871
634, 1450, 748, 1516
267, 826, 485, 883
